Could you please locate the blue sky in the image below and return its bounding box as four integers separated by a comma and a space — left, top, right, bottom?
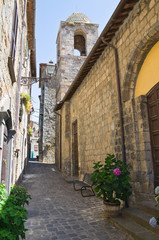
31, 0, 120, 122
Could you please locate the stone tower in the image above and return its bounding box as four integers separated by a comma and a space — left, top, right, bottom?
56, 12, 99, 101
55, 13, 98, 171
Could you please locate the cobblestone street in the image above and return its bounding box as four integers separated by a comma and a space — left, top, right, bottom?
21, 161, 131, 240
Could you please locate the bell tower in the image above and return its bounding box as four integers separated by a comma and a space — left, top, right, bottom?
56, 12, 98, 101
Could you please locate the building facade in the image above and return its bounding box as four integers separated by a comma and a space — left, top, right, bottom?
0, 0, 36, 191
54, 0, 159, 203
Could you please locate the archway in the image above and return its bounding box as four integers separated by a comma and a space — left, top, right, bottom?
134, 41, 159, 188
1, 123, 7, 183
122, 22, 159, 102
135, 42, 159, 98
0, 110, 15, 191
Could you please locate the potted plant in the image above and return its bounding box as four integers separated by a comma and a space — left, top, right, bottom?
149, 186, 159, 228
91, 154, 132, 217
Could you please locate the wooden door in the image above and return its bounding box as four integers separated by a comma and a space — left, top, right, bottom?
147, 82, 159, 187
1, 124, 7, 184
72, 120, 78, 176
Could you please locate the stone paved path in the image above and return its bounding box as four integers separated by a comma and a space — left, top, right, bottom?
21, 161, 131, 240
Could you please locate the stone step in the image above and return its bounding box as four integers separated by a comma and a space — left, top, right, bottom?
122, 207, 159, 235
137, 200, 159, 216
109, 215, 159, 240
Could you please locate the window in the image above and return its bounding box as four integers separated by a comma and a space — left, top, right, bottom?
8, 0, 18, 83
34, 145, 38, 151
11, 0, 18, 64
74, 30, 86, 56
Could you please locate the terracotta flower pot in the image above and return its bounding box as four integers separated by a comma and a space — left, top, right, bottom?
103, 201, 121, 217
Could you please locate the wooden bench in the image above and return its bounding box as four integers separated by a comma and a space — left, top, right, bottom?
73, 173, 95, 197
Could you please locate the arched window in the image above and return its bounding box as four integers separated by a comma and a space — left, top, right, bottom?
74, 30, 86, 56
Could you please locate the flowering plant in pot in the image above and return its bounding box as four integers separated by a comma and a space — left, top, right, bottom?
149, 186, 159, 228
91, 154, 132, 215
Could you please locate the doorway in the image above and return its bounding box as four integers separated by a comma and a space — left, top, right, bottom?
1, 124, 8, 184
147, 82, 159, 187
72, 120, 79, 176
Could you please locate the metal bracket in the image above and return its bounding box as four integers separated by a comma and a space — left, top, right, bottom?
20, 77, 52, 86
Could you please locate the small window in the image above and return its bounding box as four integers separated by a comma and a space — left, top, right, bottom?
74, 33, 86, 56
10, 0, 18, 65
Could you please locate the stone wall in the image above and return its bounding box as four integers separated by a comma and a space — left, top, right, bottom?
42, 79, 56, 163
39, 62, 56, 163
0, 0, 34, 189
123, 96, 154, 199
56, 21, 98, 101
56, 56, 87, 100
59, 0, 159, 200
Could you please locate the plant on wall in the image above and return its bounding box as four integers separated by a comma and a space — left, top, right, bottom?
20, 92, 33, 114
27, 124, 32, 136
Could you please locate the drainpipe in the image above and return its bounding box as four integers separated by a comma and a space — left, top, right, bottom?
54, 111, 62, 170
101, 38, 128, 207
101, 38, 126, 166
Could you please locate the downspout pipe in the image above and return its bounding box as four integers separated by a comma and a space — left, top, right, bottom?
101, 38, 128, 207
101, 37, 126, 166
54, 111, 62, 170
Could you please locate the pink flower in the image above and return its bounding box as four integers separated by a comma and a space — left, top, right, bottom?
113, 168, 121, 176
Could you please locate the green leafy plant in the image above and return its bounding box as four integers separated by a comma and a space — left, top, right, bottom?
27, 124, 32, 136
0, 184, 31, 240
20, 93, 33, 114
91, 154, 132, 204
10, 185, 31, 207
149, 186, 159, 228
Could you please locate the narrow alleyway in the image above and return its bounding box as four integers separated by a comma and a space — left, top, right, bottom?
21, 161, 131, 240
